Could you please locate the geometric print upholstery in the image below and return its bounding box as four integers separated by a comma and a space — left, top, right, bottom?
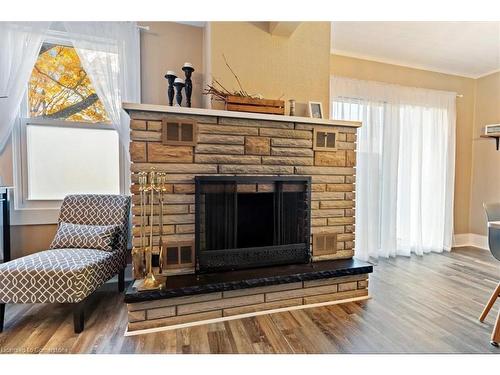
58, 195, 131, 269
0, 194, 131, 304
0, 249, 122, 303
50, 222, 120, 252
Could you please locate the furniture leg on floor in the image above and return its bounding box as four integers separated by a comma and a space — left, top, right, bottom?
1, 187, 12, 263
479, 282, 500, 322
491, 309, 500, 347
0, 303, 5, 333
73, 300, 85, 334
118, 268, 125, 293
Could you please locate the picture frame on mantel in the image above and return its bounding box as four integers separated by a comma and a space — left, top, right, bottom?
308, 101, 324, 119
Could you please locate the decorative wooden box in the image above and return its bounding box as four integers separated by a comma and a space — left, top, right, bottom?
225, 95, 285, 115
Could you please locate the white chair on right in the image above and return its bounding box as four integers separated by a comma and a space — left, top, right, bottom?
480, 203, 500, 346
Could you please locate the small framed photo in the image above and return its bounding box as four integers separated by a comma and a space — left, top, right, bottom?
308, 101, 324, 119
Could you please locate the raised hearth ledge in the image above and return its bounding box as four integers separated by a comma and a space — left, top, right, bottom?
122, 102, 362, 128
125, 260, 372, 334
124, 259, 372, 303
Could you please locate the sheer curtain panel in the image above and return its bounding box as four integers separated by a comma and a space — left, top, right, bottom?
331, 76, 456, 261
0, 22, 50, 152
63, 22, 141, 189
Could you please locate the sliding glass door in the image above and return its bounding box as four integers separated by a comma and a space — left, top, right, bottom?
331, 76, 456, 260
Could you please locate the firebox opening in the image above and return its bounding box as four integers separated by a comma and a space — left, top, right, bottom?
237, 192, 274, 249
195, 176, 311, 273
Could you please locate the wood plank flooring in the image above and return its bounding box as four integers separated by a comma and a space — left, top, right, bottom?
1, 247, 499, 353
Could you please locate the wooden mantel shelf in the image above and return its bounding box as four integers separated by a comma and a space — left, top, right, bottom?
122, 102, 362, 128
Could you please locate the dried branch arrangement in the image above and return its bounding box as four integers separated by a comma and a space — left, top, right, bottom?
203, 54, 259, 100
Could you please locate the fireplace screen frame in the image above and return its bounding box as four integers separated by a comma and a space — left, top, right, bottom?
195, 175, 312, 273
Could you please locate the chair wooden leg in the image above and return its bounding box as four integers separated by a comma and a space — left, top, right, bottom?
73, 301, 85, 334
479, 282, 500, 322
0, 303, 5, 333
118, 268, 125, 293
491, 309, 500, 347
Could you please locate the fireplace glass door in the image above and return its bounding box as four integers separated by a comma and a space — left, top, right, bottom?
195, 176, 311, 273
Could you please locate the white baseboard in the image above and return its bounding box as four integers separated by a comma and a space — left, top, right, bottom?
452, 233, 489, 250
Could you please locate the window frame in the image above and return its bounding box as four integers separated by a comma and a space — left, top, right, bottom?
11, 34, 127, 225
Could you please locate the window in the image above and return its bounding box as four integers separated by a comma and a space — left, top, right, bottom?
26, 125, 119, 200
13, 38, 123, 222
331, 80, 455, 259
28, 43, 110, 123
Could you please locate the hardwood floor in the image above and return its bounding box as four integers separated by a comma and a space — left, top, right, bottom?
1, 247, 499, 354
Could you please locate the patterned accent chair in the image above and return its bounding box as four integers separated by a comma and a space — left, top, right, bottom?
0, 195, 131, 333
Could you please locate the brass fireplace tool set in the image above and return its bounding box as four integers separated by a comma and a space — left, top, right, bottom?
132, 168, 169, 291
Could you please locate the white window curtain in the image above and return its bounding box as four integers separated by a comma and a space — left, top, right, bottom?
63, 22, 141, 190
0, 22, 50, 152
331, 76, 456, 261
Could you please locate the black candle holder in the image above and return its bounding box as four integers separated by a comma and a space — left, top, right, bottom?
182, 63, 195, 108
173, 78, 185, 106
164, 71, 177, 106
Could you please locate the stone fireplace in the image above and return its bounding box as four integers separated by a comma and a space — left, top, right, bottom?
125, 103, 360, 274
123, 103, 372, 334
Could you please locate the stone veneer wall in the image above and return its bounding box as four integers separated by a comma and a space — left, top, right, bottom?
128, 109, 358, 273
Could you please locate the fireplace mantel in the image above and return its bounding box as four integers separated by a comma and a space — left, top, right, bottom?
123, 102, 362, 128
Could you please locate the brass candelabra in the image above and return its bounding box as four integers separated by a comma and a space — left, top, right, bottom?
132, 168, 169, 291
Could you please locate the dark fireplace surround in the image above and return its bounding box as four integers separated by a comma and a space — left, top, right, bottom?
195, 176, 312, 273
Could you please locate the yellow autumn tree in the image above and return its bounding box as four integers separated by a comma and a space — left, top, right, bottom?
29, 43, 110, 123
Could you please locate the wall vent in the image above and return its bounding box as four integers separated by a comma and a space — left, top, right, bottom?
313, 233, 338, 256
162, 118, 197, 146
165, 241, 195, 269
313, 129, 338, 151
